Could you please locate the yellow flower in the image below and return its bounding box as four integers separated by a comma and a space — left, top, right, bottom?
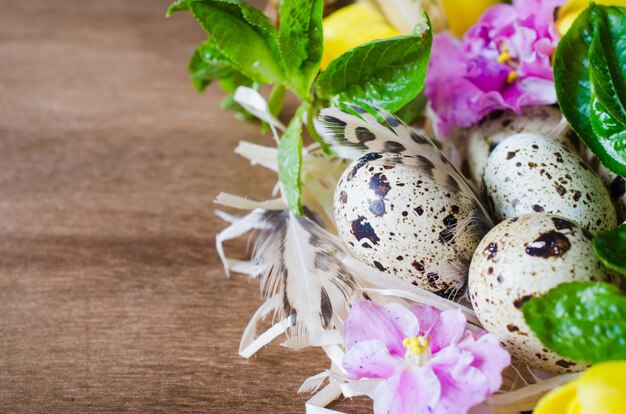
321, 2, 399, 69
440, 0, 499, 37
534, 360, 626, 414
556, 0, 626, 35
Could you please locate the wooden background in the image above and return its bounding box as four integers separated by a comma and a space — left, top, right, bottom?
0, 1, 369, 412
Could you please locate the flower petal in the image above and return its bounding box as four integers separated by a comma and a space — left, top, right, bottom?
427, 309, 467, 353
344, 299, 419, 357
342, 339, 401, 380
410, 305, 441, 336
425, 0, 562, 135
373, 366, 441, 414
459, 333, 511, 393
430, 346, 490, 414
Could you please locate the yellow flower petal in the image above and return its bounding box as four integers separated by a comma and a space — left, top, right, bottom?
440, 0, 499, 37
534, 381, 580, 414
556, 0, 626, 35
534, 361, 626, 414
577, 361, 626, 413
321, 2, 399, 69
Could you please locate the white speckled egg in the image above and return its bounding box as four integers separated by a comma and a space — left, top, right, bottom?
466, 106, 581, 187
469, 213, 612, 374
597, 164, 626, 222
484, 133, 617, 233
334, 152, 490, 297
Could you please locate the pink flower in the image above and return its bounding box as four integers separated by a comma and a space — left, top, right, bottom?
425, 0, 565, 136
342, 300, 510, 414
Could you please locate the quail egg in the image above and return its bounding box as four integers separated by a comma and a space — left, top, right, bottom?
468, 213, 613, 374
466, 106, 581, 187
484, 133, 617, 233
334, 151, 491, 297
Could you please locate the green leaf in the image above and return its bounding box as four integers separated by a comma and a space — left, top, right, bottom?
554, 4, 626, 176
166, 0, 189, 16
170, 0, 285, 84
522, 282, 626, 364
278, 104, 306, 216
594, 223, 626, 276
394, 93, 427, 125
588, 6, 626, 124
278, 0, 324, 99
314, 16, 432, 113
590, 86, 626, 161
189, 40, 234, 92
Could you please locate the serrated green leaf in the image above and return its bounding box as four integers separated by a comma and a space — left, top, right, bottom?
278, 104, 306, 216
594, 223, 626, 276
314, 17, 432, 113
522, 281, 626, 364
278, 0, 323, 99
174, 0, 285, 84
189, 40, 234, 92
554, 4, 626, 176
166, 0, 189, 16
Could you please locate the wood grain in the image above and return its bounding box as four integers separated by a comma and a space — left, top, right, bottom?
0, 1, 370, 412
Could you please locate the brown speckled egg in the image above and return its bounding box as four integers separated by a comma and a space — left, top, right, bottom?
468, 213, 613, 374
466, 106, 581, 187
484, 133, 617, 233
334, 152, 490, 297
597, 164, 626, 222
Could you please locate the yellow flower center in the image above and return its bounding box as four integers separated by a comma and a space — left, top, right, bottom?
497, 50, 511, 64
506, 71, 518, 84
403, 336, 430, 355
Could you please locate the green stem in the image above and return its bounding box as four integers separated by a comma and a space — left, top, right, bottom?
306, 101, 333, 156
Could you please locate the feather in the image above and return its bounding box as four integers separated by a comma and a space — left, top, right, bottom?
318, 103, 494, 241
217, 208, 361, 338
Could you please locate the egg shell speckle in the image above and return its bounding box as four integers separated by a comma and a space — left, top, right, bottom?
334, 152, 486, 297
484, 133, 617, 233
469, 213, 613, 374
466, 106, 580, 187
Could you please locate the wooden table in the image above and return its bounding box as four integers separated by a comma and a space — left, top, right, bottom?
0, 1, 369, 412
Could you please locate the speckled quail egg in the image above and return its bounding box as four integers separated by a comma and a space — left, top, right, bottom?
597, 164, 626, 222
466, 106, 582, 187
334, 151, 491, 297
469, 213, 613, 374
484, 133, 617, 233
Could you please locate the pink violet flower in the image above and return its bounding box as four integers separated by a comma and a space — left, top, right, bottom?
425, 0, 565, 136
342, 299, 510, 414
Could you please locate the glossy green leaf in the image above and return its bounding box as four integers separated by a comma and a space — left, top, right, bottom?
522, 282, 626, 364
314, 17, 432, 113
189, 40, 234, 92
278, 0, 323, 99
278, 104, 306, 216
169, 0, 285, 84
588, 6, 626, 124
590, 87, 626, 162
594, 223, 626, 276
554, 4, 626, 176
